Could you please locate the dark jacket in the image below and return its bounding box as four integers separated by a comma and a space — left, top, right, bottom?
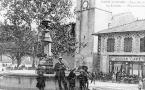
54, 62, 66, 79
67, 71, 76, 87
78, 73, 88, 87
36, 74, 46, 88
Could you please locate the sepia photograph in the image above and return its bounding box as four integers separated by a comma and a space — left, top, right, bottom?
0, 0, 145, 90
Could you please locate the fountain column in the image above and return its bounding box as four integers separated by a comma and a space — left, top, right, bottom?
43, 29, 52, 57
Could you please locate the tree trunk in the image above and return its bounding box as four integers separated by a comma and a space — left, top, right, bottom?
32, 56, 35, 68
32, 45, 36, 68
12, 59, 15, 64
11, 56, 15, 64
16, 56, 21, 68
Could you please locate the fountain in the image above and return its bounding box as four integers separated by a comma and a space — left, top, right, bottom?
0, 20, 80, 90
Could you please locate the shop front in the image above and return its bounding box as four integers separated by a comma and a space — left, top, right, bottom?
109, 55, 145, 77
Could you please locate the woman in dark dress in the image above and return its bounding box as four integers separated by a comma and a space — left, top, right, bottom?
36, 71, 46, 90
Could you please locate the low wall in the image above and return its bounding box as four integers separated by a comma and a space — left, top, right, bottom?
0, 74, 80, 90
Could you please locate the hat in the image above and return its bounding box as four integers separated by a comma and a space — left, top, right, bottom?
59, 57, 62, 59
79, 69, 85, 72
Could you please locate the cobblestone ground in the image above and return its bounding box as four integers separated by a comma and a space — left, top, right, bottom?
0, 81, 139, 90
0, 70, 139, 90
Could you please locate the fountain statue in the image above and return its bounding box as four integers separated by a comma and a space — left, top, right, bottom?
36, 20, 54, 74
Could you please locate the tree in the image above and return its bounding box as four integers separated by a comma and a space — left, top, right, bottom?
1, 0, 73, 25
1, 0, 75, 66
50, 22, 76, 58
0, 24, 37, 67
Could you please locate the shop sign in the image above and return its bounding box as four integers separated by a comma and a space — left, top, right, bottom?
110, 56, 145, 62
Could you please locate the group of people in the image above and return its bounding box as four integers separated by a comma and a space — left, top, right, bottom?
35, 56, 145, 90
88, 71, 112, 82
111, 71, 139, 83
36, 57, 90, 90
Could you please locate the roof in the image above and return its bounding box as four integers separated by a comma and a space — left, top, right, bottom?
93, 19, 145, 35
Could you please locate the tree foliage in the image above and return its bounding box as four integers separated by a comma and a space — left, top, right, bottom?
1, 0, 73, 24
0, 0, 76, 66
50, 23, 76, 58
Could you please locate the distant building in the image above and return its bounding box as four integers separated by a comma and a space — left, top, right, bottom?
93, 20, 145, 77
0, 55, 12, 71
0, 42, 16, 65
0, 56, 12, 67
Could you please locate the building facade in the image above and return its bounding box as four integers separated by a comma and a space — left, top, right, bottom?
93, 20, 145, 77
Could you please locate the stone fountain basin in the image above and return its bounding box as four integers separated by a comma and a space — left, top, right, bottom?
0, 70, 80, 90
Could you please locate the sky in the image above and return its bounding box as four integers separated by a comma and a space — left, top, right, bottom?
95, 0, 145, 19
1, 0, 145, 23
72, 0, 145, 19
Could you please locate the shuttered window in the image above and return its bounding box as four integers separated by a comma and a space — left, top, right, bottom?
107, 38, 115, 52
124, 37, 132, 52
140, 37, 145, 52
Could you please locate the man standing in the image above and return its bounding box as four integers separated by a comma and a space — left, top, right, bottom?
54, 57, 68, 90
